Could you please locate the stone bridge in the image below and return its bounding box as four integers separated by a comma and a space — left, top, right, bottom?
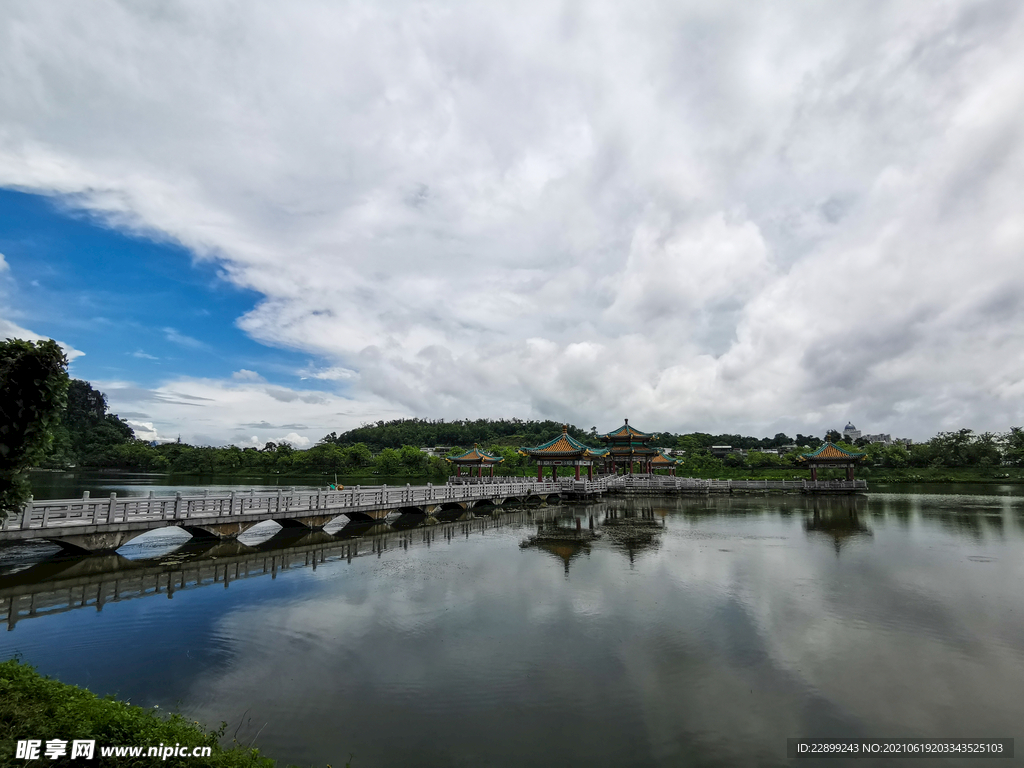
0, 479, 607, 553
0, 474, 864, 554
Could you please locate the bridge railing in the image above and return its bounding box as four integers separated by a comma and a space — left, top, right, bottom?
603, 476, 866, 492
2, 480, 571, 533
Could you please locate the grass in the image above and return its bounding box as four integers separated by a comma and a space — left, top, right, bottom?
0, 659, 340, 767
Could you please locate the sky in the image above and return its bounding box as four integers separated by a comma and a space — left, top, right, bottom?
1, 0, 1023, 447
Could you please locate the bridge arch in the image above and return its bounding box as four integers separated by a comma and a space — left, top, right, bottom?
40, 530, 147, 554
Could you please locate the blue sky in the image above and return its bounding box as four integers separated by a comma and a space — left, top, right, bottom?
2, 1, 1024, 446
0, 188, 311, 387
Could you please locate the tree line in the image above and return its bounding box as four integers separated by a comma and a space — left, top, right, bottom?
4, 338, 1024, 514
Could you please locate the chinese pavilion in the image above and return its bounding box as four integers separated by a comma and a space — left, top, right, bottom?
519, 425, 608, 481
446, 444, 504, 480
649, 449, 682, 476
597, 419, 660, 474
798, 442, 865, 481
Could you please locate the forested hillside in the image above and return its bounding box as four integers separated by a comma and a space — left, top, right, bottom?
321, 418, 593, 450
41, 380, 136, 467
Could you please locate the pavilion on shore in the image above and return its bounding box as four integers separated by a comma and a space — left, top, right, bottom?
518, 425, 608, 481
798, 442, 865, 481
649, 449, 683, 476
597, 419, 660, 475
446, 444, 504, 480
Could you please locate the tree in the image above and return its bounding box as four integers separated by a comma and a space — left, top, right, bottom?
825, 429, 842, 444
1004, 427, 1024, 467
879, 444, 910, 468
40, 379, 136, 467
0, 339, 70, 516
374, 448, 401, 474
796, 434, 822, 449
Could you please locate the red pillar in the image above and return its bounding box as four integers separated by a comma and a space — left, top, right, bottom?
490, 464, 494, 479
552, 466, 558, 480
847, 466, 853, 481
575, 464, 580, 480
587, 464, 593, 480
478, 463, 482, 478
811, 466, 818, 481
457, 465, 461, 477
537, 465, 543, 481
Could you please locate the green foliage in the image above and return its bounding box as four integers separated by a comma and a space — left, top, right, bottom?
0, 339, 70, 515
1005, 427, 1024, 467
676, 449, 724, 476
0, 659, 283, 767
321, 418, 592, 451
374, 448, 402, 475
38, 379, 137, 469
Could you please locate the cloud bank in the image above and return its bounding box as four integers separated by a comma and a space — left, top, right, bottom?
2, 0, 1024, 443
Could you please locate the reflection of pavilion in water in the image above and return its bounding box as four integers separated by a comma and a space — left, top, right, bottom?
804, 496, 872, 555
521, 501, 666, 573
599, 503, 665, 566
519, 516, 600, 576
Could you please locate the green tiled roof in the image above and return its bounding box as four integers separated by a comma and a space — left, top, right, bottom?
598, 419, 654, 441
446, 444, 504, 464
521, 425, 603, 458
799, 442, 865, 460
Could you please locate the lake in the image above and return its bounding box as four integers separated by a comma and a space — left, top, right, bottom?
2, 476, 1023, 766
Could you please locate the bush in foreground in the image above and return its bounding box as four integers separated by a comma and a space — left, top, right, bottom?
0, 659, 277, 767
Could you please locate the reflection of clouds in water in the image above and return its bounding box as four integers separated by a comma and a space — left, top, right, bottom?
178, 498, 1024, 765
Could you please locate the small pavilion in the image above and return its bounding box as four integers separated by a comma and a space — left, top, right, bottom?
446, 444, 504, 480
597, 419, 660, 475
649, 449, 682, 476
519, 425, 607, 481
799, 442, 865, 481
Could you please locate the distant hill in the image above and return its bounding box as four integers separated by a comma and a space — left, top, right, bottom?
321, 418, 596, 451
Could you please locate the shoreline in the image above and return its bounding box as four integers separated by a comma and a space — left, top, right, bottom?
0, 660, 298, 767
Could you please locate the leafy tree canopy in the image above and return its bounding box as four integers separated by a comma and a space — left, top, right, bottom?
0, 339, 69, 515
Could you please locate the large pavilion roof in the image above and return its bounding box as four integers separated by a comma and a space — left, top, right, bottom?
799, 442, 865, 462
446, 444, 504, 465
598, 419, 654, 441
650, 450, 681, 467
520, 425, 601, 459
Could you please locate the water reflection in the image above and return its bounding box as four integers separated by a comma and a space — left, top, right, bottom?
600, 503, 665, 565
3, 491, 1024, 767
804, 497, 872, 555
521, 515, 598, 575
0, 507, 557, 630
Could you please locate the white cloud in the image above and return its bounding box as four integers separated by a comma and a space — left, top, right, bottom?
3, 1, 1024, 440
162, 327, 206, 349
231, 369, 264, 382
94, 375, 402, 447
126, 420, 158, 441
0, 317, 86, 361
275, 432, 310, 448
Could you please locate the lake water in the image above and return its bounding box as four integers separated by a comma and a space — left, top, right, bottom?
2, 477, 1023, 766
